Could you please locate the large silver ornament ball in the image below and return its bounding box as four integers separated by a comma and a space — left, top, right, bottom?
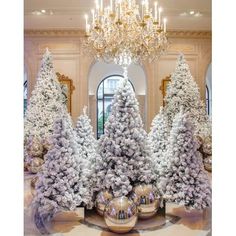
31, 176, 39, 196
195, 135, 203, 151
95, 190, 113, 216
28, 137, 43, 158
130, 184, 160, 219
204, 156, 212, 172
104, 196, 137, 234
28, 158, 44, 174
42, 138, 51, 153
202, 136, 212, 155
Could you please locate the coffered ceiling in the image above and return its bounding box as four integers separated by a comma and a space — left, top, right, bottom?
24, 0, 211, 31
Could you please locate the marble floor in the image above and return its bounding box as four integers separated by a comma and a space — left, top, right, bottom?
24, 173, 212, 236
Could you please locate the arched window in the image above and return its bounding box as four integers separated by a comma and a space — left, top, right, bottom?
206, 85, 210, 115
24, 70, 28, 115
205, 63, 212, 117
97, 75, 134, 139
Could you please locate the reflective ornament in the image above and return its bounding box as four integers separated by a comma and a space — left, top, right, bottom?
24, 161, 29, 172
31, 176, 39, 188
95, 190, 113, 216
204, 156, 212, 172
104, 196, 137, 233
28, 136, 43, 158
31, 176, 39, 196
202, 136, 212, 155
28, 158, 44, 174
130, 184, 160, 219
195, 135, 203, 151
42, 138, 51, 153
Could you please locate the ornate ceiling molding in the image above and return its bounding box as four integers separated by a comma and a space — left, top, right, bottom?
24, 29, 211, 39
167, 30, 211, 39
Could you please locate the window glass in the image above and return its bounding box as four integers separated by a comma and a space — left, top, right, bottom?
97, 75, 134, 139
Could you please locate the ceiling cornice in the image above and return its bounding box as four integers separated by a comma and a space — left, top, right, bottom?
24, 29, 211, 39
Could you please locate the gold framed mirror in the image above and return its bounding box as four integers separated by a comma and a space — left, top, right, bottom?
56, 72, 75, 113
159, 75, 171, 106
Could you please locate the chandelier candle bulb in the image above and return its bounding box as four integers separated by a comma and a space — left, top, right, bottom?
106, 6, 110, 15
154, 1, 158, 21
158, 7, 162, 26
100, 0, 103, 12
91, 9, 95, 25
142, 1, 145, 19
128, 0, 131, 9
96, 0, 99, 14
164, 18, 167, 33
118, 0, 122, 19
87, 24, 91, 34
110, 0, 113, 12
85, 14, 88, 33
145, 0, 149, 14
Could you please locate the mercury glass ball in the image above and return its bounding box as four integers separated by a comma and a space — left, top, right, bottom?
202, 136, 212, 155
42, 138, 51, 152
95, 190, 113, 216
28, 137, 43, 158
28, 158, 44, 174
195, 135, 203, 150
104, 196, 137, 233
130, 184, 160, 219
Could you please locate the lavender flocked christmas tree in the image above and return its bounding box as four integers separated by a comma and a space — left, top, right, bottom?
33, 111, 83, 219
74, 106, 101, 209
163, 109, 211, 210
96, 78, 154, 197
148, 106, 170, 194
24, 48, 65, 158
148, 106, 170, 161
164, 53, 209, 135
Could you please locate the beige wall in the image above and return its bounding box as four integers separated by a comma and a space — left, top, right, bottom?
24, 30, 211, 134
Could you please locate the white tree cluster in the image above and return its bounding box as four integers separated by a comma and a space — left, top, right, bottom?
96, 78, 154, 197
163, 110, 211, 210
74, 106, 102, 209
148, 107, 170, 195
24, 49, 65, 149
164, 53, 209, 135
34, 111, 83, 218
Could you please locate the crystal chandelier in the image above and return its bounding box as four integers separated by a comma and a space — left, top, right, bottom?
83, 0, 169, 77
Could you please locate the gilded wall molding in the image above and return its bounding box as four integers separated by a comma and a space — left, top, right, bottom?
25, 29, 211, 39
167, 30, 211, 39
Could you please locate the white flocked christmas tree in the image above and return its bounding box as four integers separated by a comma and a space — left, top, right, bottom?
148, 106, 170, 194
24, 48, 65, 151
96, 78, 154, 197
74, 106, 101, 209
165, 53, 209, 135
34, 110, 83, 218
163, 109, 211, 210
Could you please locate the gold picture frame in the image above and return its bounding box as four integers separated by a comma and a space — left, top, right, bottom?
56, 72, 75, 113
159, 75, 171, 106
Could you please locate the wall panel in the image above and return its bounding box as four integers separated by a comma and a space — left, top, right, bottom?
24, 30, 211, 132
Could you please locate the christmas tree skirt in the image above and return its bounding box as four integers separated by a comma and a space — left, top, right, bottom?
81, 209, 180, 233
52, 207, 85, 222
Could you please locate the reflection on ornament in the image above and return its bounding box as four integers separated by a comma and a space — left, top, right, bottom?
31, 176, 39, 196
42, 138, 51, 152
104, 196, 137, 234
204, 156, 212, 172
95, 190, 113, 216
130, 184, 160, 219
28, 136, 43, 158
195, 135, 203, 151
28, 158, 44, 174
202, 136, 212, 155
31, 176, 39, 188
